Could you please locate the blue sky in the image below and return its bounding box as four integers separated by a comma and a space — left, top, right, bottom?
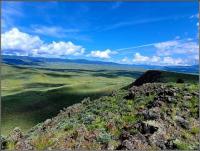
1, 1, 199, 66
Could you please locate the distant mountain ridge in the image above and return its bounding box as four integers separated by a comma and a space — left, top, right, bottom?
2, 55, 199, 74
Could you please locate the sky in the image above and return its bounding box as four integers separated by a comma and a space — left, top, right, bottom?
1, 1, 199, 66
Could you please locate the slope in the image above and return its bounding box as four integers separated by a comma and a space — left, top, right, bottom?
2, 71, 199, 150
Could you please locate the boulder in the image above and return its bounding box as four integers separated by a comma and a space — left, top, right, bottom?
175, 116, 190, 129
121, 140, 134, 150
8, 127, 23, 142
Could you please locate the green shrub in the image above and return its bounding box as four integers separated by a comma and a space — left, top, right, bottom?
6, 141, 15, 150
82, 114, 95, 124
190, 127, 200, 134
61, 122, 74, 131
32, 134, 54, 150
97, 131, 111, 144
173, 139, 190, 150
122, 114, 136, 124
87, 117, 106, 130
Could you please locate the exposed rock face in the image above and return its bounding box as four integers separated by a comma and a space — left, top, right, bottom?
2, 82, 199, 150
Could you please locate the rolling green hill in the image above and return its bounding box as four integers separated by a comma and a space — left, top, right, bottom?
1, 63, 143, 135
130, 70, 198, 87
2, 79, 199, 150
1, 62, 199, 150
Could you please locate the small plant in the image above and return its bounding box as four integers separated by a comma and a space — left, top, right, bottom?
97, 131, 111, 144
190, 127, 200, 135
181, 131, 191, 140
31, 133, 55, 150
122, 114, 136, 124
173, 139, 190, 150
82, 114, 95, 124
61, 122, 74, 131
6, 141, 15, 150
87, 117, 106, 130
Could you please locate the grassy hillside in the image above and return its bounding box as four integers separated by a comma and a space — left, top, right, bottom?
2, 62, 198, 138
132, 70, 198, 87
2, 82, 199, 150
1, 63, 143, 135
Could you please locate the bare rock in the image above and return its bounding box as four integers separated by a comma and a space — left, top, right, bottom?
175, 116, 190, 129
8, 127, 23, 142
122, 140, 134, 150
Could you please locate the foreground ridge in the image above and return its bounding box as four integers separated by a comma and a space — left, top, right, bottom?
1, 83, 199, 150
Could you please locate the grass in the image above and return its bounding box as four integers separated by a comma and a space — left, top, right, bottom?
1, 63, 142, 135
3, 81, 199, 150
161, 71, 198, 84
31, 133, 55, 150
2, 62, 198, 138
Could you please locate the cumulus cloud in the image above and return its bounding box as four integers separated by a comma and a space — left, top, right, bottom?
132, 52, 188, 66
35, 41, 85, 57
1, 28, 85, 57
115, 37, 198, 66
162, 57, 184, 65
132, 53, 162, 64
132, 52, 150, 62
154, 39, 198, 56
151, 56, 161, 63
89, 49, 115, 59
2, 28, 43, 55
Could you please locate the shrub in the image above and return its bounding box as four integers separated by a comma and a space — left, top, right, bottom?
31, 134, 55, 150
190, 127, 200, 134
97, 131, 111, 144
6, 141, 15, 150
61, 122, 74, 131
173, 139, 190, 150
82, 114, 95, 124
87, 117, 106, 130
122, 114, 136, 124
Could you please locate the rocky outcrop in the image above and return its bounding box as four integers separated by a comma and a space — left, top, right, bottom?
2, 82, 199, 150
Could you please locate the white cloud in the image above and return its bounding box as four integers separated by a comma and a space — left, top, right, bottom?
151, 56, 161, 63
132, 52, 189, 66
89, 49, 115, 59
2, 28, 43, 55
132, 53, 161, 64
154, 40, 198, 56
197, 22, 199, 27
35, 41, 85, 57
132, 53, 150, 62
162, 57, 184, 65
154, 40, 178, 50
2, 28, 85, 57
